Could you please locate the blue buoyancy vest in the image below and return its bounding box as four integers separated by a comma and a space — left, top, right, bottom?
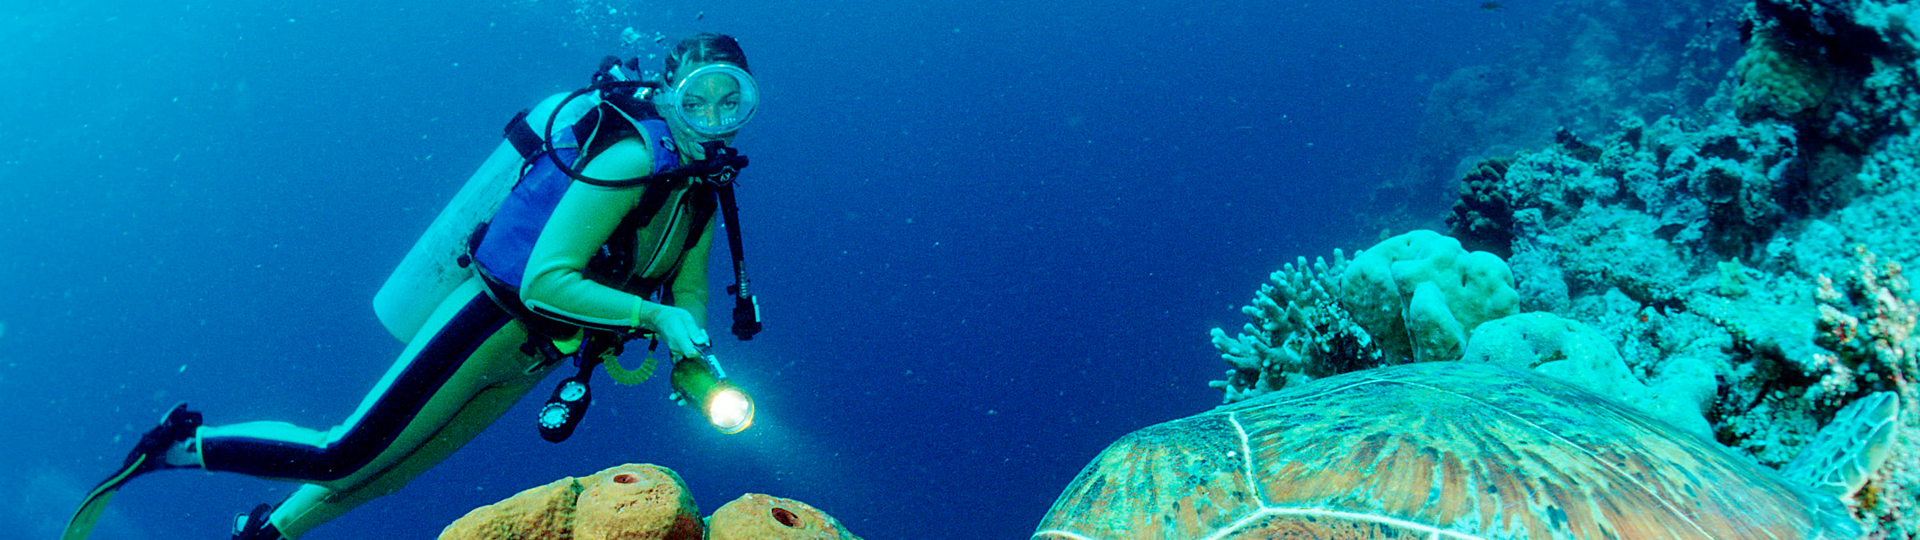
471, 105, 681, 302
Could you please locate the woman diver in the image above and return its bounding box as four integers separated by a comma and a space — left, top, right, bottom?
63, 33, 762, 540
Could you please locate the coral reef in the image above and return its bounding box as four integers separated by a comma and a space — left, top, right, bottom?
438, 464, 861, 540
1736, 0, 1920, 206
1217, 0, 1920, 532
1816, 245, 1918, 403
1382, 0, 1747, 228
1811, 245, 1919, 526
1443, 110, 1920, 537
1428, 0, 1918, 532
1208, 230, 1517, 402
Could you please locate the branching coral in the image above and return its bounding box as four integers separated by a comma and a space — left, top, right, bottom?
1208, 251, 1381, 403
1208, 231, 1520, 403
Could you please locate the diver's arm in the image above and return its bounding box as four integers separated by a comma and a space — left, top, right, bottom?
665, 217, 717, 324
520, 138, 708, 355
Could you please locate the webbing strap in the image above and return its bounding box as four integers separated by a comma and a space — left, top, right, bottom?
503, 109, 544, 161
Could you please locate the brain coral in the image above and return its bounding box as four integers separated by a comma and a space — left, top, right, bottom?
1340, 229, 1522, 363
1735, 29, 1836, 125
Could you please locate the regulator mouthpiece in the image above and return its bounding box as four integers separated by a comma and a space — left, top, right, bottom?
670, 353, 755, 434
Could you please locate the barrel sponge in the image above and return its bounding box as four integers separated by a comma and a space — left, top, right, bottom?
1339, 230, 1520, 362
438, 463, 702, 540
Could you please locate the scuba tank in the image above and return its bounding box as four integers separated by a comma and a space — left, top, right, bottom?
376, 57, 762, 344
371, 70, 627, 343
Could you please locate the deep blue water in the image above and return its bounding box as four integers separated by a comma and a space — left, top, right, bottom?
3, 1, 1560, 539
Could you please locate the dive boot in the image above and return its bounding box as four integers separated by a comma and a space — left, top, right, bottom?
61, 402, 204, 540
126, 402, 203, 474
232, 503, 286, 540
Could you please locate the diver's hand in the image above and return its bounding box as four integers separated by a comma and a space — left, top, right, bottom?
636, 303, 710, 359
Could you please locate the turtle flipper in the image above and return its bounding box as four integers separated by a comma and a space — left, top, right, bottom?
1781, 392, 1902, 499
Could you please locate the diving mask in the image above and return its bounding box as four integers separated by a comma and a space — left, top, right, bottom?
662, 64, 759, 138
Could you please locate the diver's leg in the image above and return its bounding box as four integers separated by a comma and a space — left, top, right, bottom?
71, 277, 520, 540
262, 368, 552, 537
194, 278, 519, 481
217, 278, 558, 538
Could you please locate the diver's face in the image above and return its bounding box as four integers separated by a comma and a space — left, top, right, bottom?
668, 62, 747, 143
681, 67, 744, 132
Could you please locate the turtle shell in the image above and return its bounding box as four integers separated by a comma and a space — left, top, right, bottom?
1033, 362, 1860, 539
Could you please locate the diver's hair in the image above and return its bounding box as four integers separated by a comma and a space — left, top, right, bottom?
664, 33, 751, 84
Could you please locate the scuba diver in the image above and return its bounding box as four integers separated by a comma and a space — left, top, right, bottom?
62, 33, 765, 540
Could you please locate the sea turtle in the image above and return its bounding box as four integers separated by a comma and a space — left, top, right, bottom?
1033, 362, 1901, 539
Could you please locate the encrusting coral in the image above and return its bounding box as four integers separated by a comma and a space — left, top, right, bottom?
1816, 245, 1919, 403
1734, 27, 1836, 127
1462, 312, 1719, 438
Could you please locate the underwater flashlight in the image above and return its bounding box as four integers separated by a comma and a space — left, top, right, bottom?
670, 351, 755, 434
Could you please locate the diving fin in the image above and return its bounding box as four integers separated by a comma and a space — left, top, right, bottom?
61, 476, 126, 540
61, 403, 202, 540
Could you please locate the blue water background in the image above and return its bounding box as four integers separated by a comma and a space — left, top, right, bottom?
3, 1, 1564, 538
